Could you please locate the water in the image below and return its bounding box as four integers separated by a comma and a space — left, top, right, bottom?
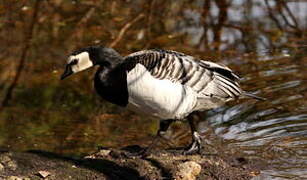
1, 0, 307, 179
3, 50, 306, 179
203, 51, 307, 179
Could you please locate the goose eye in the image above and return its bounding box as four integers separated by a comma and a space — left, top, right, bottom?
70, 59, 78, 65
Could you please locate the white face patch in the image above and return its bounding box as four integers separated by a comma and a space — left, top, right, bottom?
67, 52, 93, 73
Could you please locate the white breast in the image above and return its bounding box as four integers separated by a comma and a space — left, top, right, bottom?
126, 64, 198, 119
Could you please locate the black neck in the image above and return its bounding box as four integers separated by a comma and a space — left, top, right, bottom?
94, 64, 129, 107
92, 47, 123, 69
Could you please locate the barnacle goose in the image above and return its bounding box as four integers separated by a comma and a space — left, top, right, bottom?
61, 46, 264, 154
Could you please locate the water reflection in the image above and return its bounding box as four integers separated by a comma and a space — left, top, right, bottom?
178, 0, 306, 51
201, 53, 307, 179
0, 0, 307, 179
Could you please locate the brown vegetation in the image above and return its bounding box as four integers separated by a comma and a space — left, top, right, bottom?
0, 0, 306, 179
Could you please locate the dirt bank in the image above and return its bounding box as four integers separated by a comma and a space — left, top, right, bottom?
0, 146, 262, 180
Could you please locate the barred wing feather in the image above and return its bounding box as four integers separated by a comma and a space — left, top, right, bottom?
124, 49, 242, 100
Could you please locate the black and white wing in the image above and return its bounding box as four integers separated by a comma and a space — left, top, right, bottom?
123, 49, 242, 100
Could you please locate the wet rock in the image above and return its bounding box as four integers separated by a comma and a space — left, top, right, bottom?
0, 153, 17, 171
0, 153, 12, 163
85, 149, 111, 159
174, 161, 201, 180
0, 163, 4, 171
37, 170, 51, 178
6, 160, 18, 171
6, 176, 23, 180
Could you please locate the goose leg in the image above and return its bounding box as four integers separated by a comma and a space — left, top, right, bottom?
158, 119, 174, 137
184, 115, 202, 154
148, 119, 174, 148
140, 119, 174, 156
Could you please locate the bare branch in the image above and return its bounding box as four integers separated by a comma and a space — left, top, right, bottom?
275, 1, 295, 30
109, 13, 145, 48
279, 1, 301, 33
144, 0, 156, 48
0, 0, 41, 111
212, 0, 230, 50
66, 5, 97, 52
264, 0, 283, 31
198, 0, 211, 49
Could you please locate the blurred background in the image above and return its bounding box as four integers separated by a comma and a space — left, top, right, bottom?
0, 0, 306, 179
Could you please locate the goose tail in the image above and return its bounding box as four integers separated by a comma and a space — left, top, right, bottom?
242, 91, 266, 101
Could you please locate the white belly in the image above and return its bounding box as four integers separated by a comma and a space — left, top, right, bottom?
126, 64, 198, 119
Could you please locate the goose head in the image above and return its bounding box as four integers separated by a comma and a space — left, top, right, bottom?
61, 45, 122, 80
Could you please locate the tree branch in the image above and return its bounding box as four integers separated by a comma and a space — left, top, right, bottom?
0, 0, 41, 111
66, 4, 98, 52
264, 0, 283, 31
109, 13, 145, 48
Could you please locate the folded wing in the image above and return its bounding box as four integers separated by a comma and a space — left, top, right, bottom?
124, 49, 242, 100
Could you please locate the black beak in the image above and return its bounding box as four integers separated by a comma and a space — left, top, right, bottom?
60, 65, 73, 80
